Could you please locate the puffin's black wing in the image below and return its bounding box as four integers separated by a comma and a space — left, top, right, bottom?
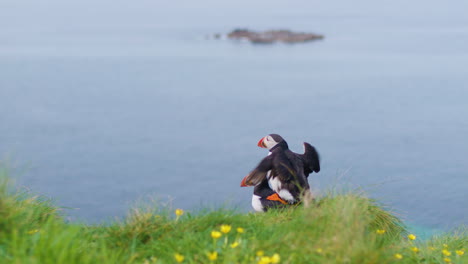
272, 150, 299, 182
300, 142, 320, 176
241, 155, 273, 186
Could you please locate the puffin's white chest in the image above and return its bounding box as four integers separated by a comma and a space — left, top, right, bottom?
251, 195, 263, 212
268, 175, 281, 192
266, 151, 278, 190
266, 151, 295, 203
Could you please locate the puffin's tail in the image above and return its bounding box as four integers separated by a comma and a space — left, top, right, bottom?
303, 142, 320, 173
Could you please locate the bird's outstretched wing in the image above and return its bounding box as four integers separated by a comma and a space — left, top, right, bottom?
272, 150, 298, 182
240, 155, 273, 187
300, 142, 320, 176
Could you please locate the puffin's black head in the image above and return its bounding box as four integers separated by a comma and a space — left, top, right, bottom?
257, 134, 288, 150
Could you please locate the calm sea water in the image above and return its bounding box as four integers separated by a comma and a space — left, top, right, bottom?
1, 0, 467, 231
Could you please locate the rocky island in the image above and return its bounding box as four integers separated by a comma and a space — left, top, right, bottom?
220, 29, 324, 44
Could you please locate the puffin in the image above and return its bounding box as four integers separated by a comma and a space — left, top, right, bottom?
241, 134, 320, 212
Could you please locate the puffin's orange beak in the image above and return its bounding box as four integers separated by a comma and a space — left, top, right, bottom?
240, 176, 249, 187
257, 137, 266, 148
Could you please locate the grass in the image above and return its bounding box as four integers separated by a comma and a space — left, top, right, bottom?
0, 170, 466, 264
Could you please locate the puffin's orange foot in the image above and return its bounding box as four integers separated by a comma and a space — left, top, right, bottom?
266, 193, 288, 205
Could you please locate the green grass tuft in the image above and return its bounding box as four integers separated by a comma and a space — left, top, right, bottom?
0, 170, 466, 264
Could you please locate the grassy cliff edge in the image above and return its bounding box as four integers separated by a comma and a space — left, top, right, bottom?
0, 173, 466, 264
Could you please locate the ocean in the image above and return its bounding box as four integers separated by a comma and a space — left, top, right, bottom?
0, 0, 467, 232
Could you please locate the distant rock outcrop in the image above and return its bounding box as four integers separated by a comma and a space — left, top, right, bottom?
224, 29, 324, 44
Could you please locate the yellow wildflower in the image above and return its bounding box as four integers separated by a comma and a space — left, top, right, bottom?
411, 247, 420, 253
220, 224, 232, 234
376, 229, 386, 234
237, 227, 245, 233
394, 253, 403, 259
258, 256, 272, 264
211, 231, 222, 239
207, 251, 218, 261
175, 209, 184, 216
271, 253, 281, 264
256, 250, 265, 257
442, 249, 451, 256
443, 244, 449, 248
443, 257, 451, 263
316, 248, 323, 254
408, 234, 416, 240
456, 250, 465, 256
27, 229, 39, 235
174, 253, 184, 263
230, 242, 239, 248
